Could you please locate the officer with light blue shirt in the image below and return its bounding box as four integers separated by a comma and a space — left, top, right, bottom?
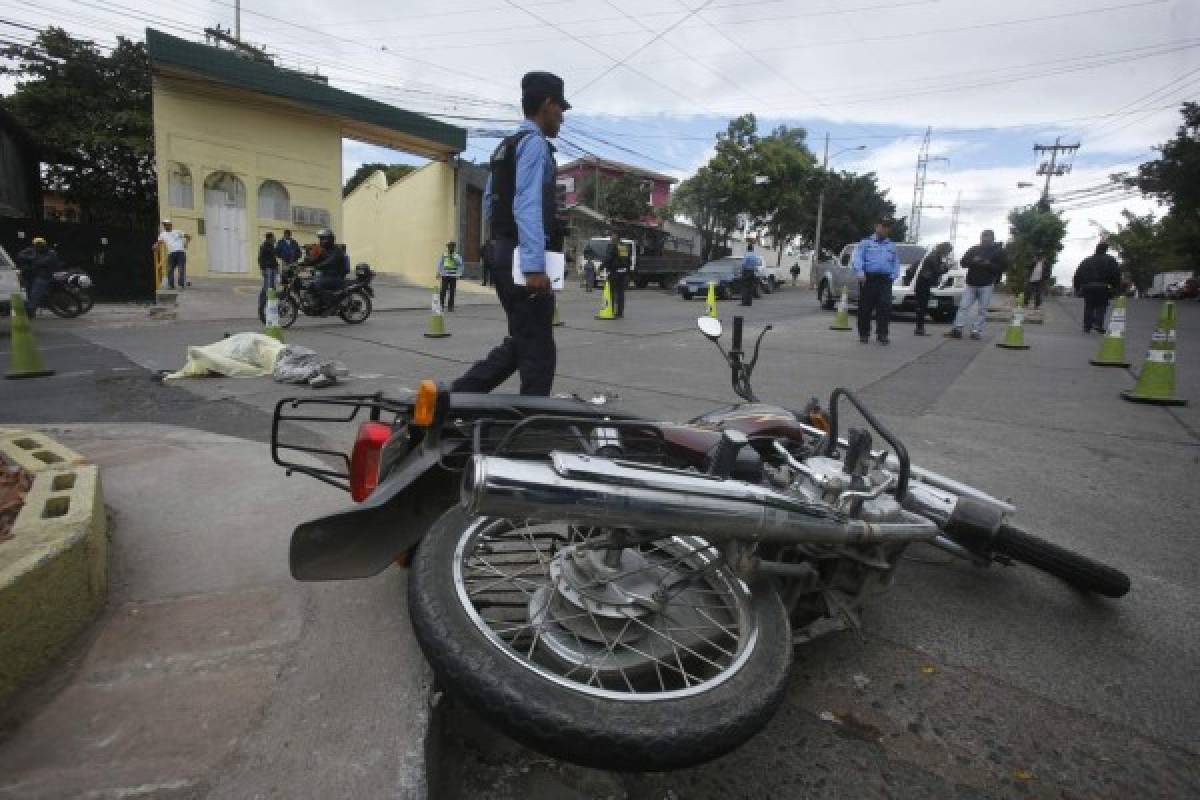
740, 242, 763, 306
453, 72, 568, 397
852, 216, 899, 345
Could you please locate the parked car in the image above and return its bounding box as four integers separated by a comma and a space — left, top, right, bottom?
0, 244, 20, 317
814, 242, 965, 322
677, 257, 761, 300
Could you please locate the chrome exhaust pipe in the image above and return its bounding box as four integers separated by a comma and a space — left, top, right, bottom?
462, 453, 938, 546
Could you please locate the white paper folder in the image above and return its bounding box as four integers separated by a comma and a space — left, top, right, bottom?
512, 249, 565, 291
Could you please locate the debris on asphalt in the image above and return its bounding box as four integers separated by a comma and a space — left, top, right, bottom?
852, 672, 871, 690
273, 345, 349, 388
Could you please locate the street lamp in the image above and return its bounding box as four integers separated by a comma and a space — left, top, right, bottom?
811, 137, 867, 282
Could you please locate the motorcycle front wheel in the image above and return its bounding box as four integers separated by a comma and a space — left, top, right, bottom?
339, 289, 371, 324
277, 294, 299, 328
409, 507, 792, 771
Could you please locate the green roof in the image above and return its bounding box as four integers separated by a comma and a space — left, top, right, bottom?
145, 28, 465, 156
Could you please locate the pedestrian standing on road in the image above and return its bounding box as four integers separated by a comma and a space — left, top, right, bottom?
948, 229, 1007, 340
603, 232, 631, 317
790, 263, 801, 287
437, 241, 464, 312
452, 71, 568, 397
582, 248, 596, 292
852, 217, 899, 344
257, 231, 279, 318
913, 241, 952, 336
15, 236, 61, 316
155, 219, 191, 290
1024, 255, 1047, 309
480, 244, 492, 287
1073, 242, 1121, 333
275, 229, 302, 268
740, 242, 763, 306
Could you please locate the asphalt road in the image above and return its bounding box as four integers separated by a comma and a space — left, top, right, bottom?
2, 283, 1198, 798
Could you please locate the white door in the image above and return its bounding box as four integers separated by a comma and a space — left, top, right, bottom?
204, 172, 247, 273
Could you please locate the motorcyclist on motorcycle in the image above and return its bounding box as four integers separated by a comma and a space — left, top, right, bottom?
15, 237, 62, 317
302, 228, 349, 311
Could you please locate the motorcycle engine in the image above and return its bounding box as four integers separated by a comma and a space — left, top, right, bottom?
776, 444, 905, 523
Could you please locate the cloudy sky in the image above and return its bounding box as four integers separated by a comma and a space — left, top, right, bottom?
3, 0, 1198, 276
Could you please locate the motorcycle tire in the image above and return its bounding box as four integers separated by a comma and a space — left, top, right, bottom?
74, 289, 94, 315
409, 507, 793, 772
339, 290, 372, 324
46, 288, 83, 318
992, 523, 1130, 598
277, 295, 299, 329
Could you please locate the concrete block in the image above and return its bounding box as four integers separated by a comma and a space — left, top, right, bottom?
0, 464, 107, 708
154, 290, 179, 306
0, 430, 88, 474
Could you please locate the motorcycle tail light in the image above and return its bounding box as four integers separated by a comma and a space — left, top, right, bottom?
77, 275, 93, 288
350, 421, 392, 502
413, 379, 439, 427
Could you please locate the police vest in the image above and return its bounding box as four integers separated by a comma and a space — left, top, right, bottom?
441, 256, 462, 277
487, 130, 560, 250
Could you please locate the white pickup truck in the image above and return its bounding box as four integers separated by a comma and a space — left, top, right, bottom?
813, 242, 966, 322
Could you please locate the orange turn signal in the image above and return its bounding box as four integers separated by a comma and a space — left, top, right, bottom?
413, 379, 439, 427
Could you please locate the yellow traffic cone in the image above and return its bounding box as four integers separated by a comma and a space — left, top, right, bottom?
829, 287, 852, 331
263, 288, 285, 342
704, 281, 718, 319
595, 279, 615, 320
424, 292, 451, 338
5, 294, 55, 379
1090, 295, 1130, 367
552, 295, 564, 327
996, 293, 1031, 349
1122, 301, 1186, 406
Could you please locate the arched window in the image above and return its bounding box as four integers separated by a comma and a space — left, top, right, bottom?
257, 180, 290, 221
167, 163, 193, 209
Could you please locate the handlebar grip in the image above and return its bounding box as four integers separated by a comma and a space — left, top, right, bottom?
732, 316, 744, 351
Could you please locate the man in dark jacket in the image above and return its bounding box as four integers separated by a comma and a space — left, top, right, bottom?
303, 228, 349, 310
1073, 242, 1121, 333
949, 230, 1008, 340
275, 229, 302, 267
913, 241, 952, 336
258, 232, 279, 318
602, 231, 631, 317
16, 237, 61, 317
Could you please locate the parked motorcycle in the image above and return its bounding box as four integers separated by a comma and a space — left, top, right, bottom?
275, 262, 374, 327
18, 269, 94, 318
272, 315, 1130, 772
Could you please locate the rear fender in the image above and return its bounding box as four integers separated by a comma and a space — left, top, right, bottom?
289, 441, 459, 581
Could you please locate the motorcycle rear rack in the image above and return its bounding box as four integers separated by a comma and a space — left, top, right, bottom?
271, 393, 413, 492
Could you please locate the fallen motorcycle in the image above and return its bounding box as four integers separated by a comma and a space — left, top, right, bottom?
272, 315, 1130, 771
274, 262, 374, 328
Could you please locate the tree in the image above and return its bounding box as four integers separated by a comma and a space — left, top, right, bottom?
1, 27, 154, 227
751, 125, 818, 264
671, 165, 738, 261
578, 173, 651, 221
343, 162, 417, 197
1119, 102, 1200, 264
1004, 205, 1066, 294
812, 170, 905, 258
1106, 211, 1170, 292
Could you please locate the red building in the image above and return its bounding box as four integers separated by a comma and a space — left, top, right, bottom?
555, 156, 676, 223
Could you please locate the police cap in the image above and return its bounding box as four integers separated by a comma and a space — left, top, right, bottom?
521, 71, 571, 111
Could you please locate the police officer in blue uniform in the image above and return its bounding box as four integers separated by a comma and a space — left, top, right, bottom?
452, 72, 568, 396
852, 217, 899, 345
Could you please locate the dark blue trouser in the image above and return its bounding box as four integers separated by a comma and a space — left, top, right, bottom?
25, 273, 50, 316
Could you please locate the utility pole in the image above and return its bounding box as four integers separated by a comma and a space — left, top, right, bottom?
812, 132, 829, 282
1033, 136, 1080, 209
235, 0, 241, 41
949, 191, 962, 246
907, 127, 947, 244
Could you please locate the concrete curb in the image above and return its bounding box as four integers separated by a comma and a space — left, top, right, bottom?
0, 430, 107, 709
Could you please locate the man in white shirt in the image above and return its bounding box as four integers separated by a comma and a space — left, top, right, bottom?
155, 219, 191, 290
1023, 255, 1046, 309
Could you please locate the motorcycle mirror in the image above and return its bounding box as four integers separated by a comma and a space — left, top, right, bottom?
697, 317, 723, 341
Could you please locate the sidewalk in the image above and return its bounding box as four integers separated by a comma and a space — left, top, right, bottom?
0, 424, 432, 799
82, 275, 500, 327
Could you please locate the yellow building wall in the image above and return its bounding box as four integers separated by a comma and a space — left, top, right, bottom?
151, 75, 344, 278
342, 160, 457, 287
